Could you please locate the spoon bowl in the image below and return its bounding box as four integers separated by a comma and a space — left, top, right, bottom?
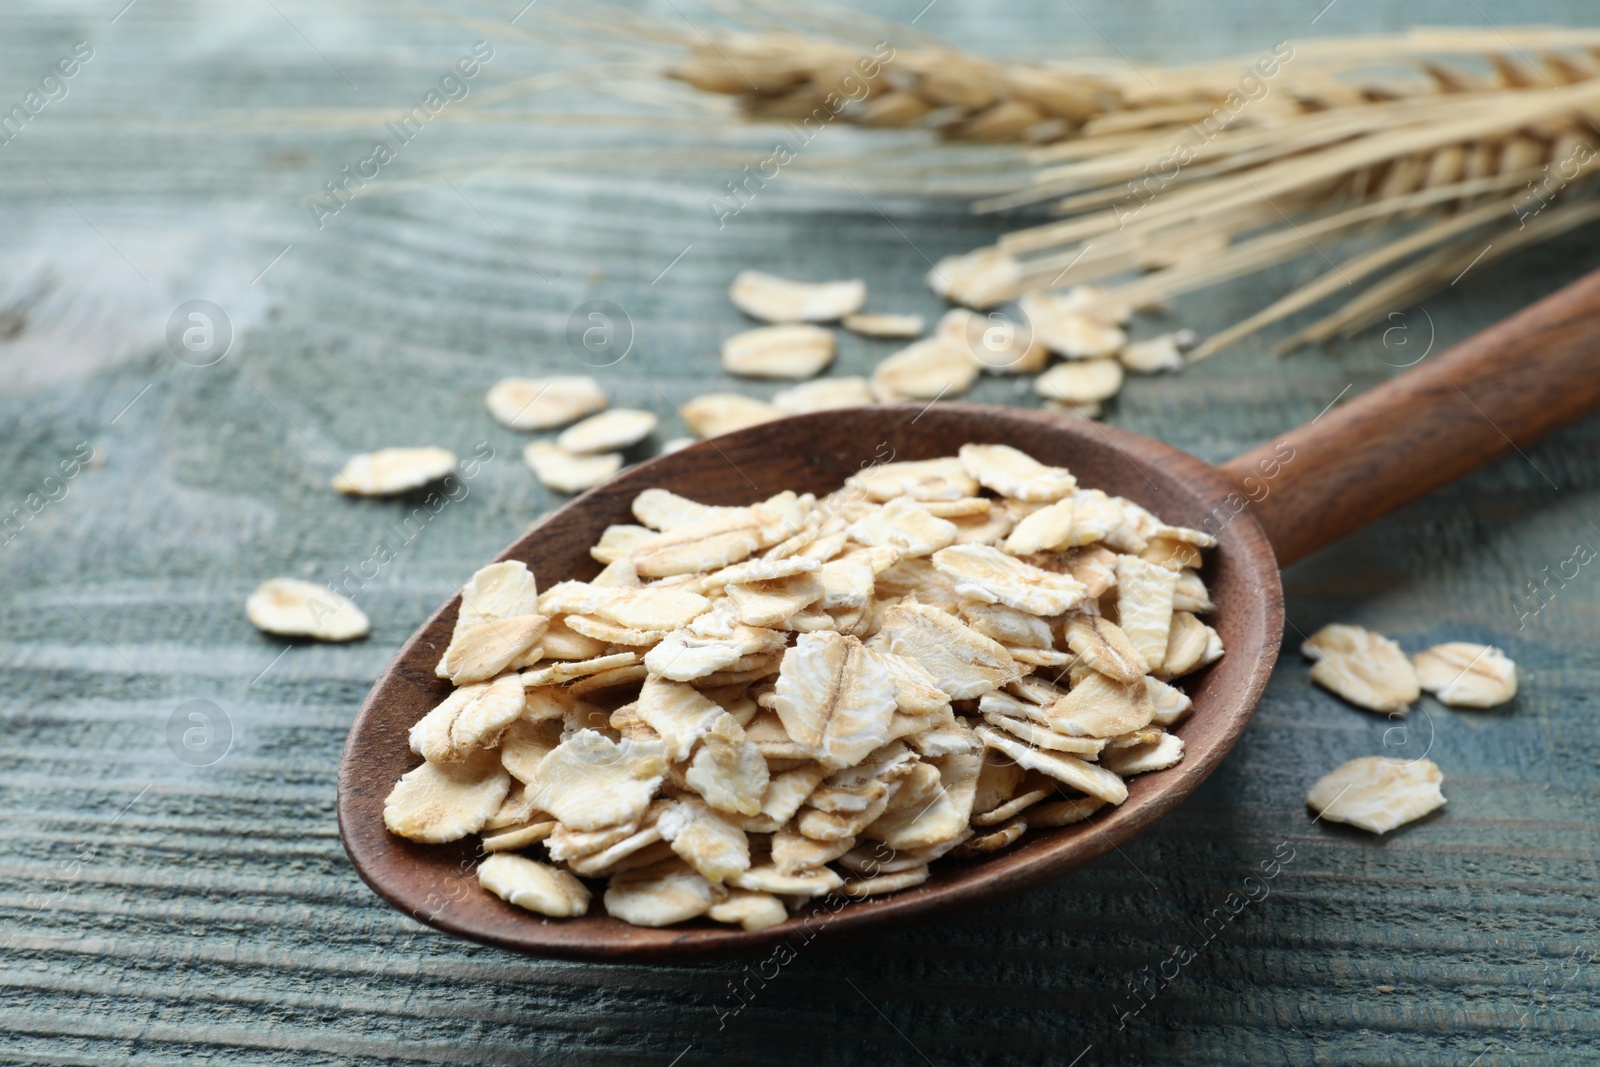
339, 265, 1600, 961
338, 404, 1282, 961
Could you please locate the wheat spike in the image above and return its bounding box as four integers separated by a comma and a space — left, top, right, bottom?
634, 4, 1600, 359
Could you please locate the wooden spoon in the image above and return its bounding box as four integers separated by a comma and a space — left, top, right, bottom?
338, 269, 1600, 962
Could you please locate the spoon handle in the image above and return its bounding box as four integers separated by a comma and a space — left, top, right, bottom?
1218, 265, 1600, 566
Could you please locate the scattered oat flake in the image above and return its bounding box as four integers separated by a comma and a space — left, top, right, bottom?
525, 730, 667, 831
709, 889, 789, 930
1119, 335, 1186, 374
1037, 285, 1133, 326
731, 863, 844, 896
1008, 675, 1069, 707
595, 585, 712, 631
457, 561, 540, 625
926, 247, 1021, 308
632, 513, 765, 578
960, 601, 1052, 650
246, 578, 369, 642
870, 337, 980, 402
632, 488, 747, 532
841, 835, 967, 873
976, 726, 1128, 806
1307, 756, 1445, 834
800, 796, 902, 844
486, 376, 607, 431
436, 615, 548, 684
538, 810, 637, 859
568, 663, 649, 697
637, 676, 726, 762
1172, 569, 1215, 613
538, 580, 621, 616
485, 780, 545, 830
519, 651, 639, 687
645, 628, 771, 682
949, 507, 1016, 546
481, 819, 558, 853
722, 324, 836, 379
479, 854, 591, 917
1302, 623, 1420, 714
843, 866, 930, 896
772, 376, 877, 414
1033, 311, 1127, 360
727, 572, 825, 628
1100, 732, 1185, 776
681, 393, 783, 438
1157, 611, 1222, 680
686, 712, 769, 816
1028, 796, 1107, 827
773, 632, 898, 768
705, 555, 820, 588
971, 786, 1052, 826
932, 544, 1086, 616
603, 861, 718, 926
557, 409, 658, 454
1116, 555, 1179, 670
1023, 287, 1129, 337
849, 499, 959, 557
939, 308, 1050, 375
1146, 676, 1193, 727
842, 312, 924, 338
872, 601, 1021, 700
870, 646, 953, 713
1002, 499, 1075, 554
1035, 359, 1125, 403
1045, 671, 1155, 739
497, 717, 563, 784
332, 446, 457, 496
758, 763, 830, 827
773, 824, 857, 874
1142, 536, 1202, 571
920, 497, 990, 519
958, 444, 1076, 502
1065, 616, 1146, 684
540, 619, 609, 662
383, 750, 510, 843
1009, 646, 1072, 666
982, 712, 1106, 755
658, 797, 751, 882
953, 816, 1027, 856
730, 270, 866, 324
523, 441, 621, 495
409, 673, 527, 763
592, 525, 658, 566
1412, 642, 1517, 707
1043, 398, 1103, 419
847, 458, 978, 502
564, 824, 668, 876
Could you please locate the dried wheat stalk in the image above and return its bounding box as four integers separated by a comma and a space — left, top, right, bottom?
631, 5, 1600, 358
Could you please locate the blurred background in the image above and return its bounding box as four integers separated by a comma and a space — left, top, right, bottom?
3, 1, 1599, 1063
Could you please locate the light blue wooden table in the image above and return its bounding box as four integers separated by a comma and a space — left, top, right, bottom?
2, 1, 1597, 1063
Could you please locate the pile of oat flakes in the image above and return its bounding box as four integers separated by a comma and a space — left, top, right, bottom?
380, 444, 1225, 928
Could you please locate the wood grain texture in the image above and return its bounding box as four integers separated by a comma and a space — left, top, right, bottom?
1223, 266, 1600, 565
2, 0, 1600, 1064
